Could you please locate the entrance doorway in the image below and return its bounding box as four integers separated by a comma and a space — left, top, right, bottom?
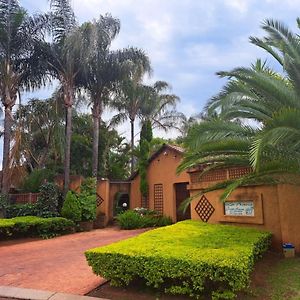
175, 182, 191, 222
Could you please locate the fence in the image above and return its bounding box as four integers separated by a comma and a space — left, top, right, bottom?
8, 193, 40, 204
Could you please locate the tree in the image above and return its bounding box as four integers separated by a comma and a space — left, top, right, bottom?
111, 64, 152, 174
45, 0, 88, 193
0, 0, 48, 194
179, 18, 300, 202
139, 80, 184, 132
81, 15, 151, 178
139, 119, 153, 199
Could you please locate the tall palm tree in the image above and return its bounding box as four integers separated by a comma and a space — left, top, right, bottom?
0, 0, 48, 194
81, 15, 151, 177
139, 80, 184, 132
45, 0, 88, 193
111, 64, 152, 174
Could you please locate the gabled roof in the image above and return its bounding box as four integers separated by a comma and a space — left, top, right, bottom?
128, 144, 185, 180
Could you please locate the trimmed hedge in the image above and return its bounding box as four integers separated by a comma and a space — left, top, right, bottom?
85, 220, 271, 299
6, 203, 38, 218
0, 216, 75, 239
116, 209, 173, 229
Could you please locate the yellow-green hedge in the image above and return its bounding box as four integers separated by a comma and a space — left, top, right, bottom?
85, 220, 271, 299
0, 216, 75, 239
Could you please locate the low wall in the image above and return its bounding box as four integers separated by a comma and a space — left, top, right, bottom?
189, 181, 300, 252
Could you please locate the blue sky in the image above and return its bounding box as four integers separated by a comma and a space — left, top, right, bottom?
1, 0, 300, 160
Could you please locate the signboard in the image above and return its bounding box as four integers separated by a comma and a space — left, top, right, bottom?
224, 201, 254, 216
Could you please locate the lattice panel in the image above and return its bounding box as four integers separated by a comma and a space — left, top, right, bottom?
96, 193, 104, 207
228, 167, 252, 179
195, 195, 215, 222
154, 184, 164, 215
190, 169, 227, 183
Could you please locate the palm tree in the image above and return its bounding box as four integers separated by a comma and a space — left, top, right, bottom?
111, 64, 152, 174
139, 80, 184, 132
81, 15, 151, 177
179, 18, 300, 202
0, 0, 48, 194
45, 0, 88, 193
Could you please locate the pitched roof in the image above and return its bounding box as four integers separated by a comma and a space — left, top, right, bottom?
128, 143, 185, 180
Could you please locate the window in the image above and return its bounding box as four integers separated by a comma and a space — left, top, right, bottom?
154, 184, 163, 215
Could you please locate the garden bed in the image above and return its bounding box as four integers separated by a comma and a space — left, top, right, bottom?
0, 216, 75, 239
85, 220, 271, 299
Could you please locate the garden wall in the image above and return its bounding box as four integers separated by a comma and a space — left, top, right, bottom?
189, 177, 300, 252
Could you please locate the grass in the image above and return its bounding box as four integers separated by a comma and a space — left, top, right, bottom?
238, 253, 300, 300
269, 257, 300, 300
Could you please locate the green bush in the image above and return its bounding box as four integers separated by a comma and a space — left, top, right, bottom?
0, 216, 74, 239
6, 203, 38, 218
85, 220, 271, 298
79, 194, 97, 221
61, 191, 82, 222
36, 183, 62, 218
116, 209, 173, 230
21, 169, 54, 192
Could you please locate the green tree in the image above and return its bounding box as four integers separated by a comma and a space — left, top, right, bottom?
81, 15, 151, 178
0, 0, 47, 194
139, 120, 153, 197
44, 0, 88, 193
179, 18, 300, 202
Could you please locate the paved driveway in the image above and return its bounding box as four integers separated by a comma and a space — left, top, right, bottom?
0, 227, 147, 295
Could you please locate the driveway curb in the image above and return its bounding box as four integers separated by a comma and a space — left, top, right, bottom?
0, 286, 109, 300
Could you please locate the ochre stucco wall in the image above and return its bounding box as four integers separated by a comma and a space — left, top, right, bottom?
130, 148, 190, 222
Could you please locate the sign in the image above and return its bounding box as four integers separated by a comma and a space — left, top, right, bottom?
224, 201, 254, 216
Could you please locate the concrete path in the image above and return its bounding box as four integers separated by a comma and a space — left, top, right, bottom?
0, 227, 147, 295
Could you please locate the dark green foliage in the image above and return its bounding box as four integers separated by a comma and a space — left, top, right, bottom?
79, 194, 97, 221
81, 177, 96, 195
85, 220, 272, 299
0, 216, 75, 239
140, 120, 153, 143
78, 177, 97, 221
61, 191, 82, 222
21, 169, 55, 193
139, 120, 153, 197
6, 203, 38, 218
36, 183, 62, 218
116, 209, 172, 229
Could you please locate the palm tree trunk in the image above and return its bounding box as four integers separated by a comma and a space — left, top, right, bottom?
130, 119, 135, 174
92, 102, 101, 178
1, 106, 12, 195
64, 104, 72, 194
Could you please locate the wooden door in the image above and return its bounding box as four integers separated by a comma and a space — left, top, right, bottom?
175, 182, 191, 221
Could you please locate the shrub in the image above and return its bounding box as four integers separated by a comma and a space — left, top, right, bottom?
0, 216, 74, 239
85, 220, 271, 299
6, 203, 38, 218
79, 194, 97, 221
36, 183, 62, 218
116, 209, 173, 229
21, 169, 54, 193
81, 177, 96, 195
61, 191, 82, 222
78, 177, 97, 222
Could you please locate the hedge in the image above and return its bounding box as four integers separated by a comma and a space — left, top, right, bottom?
0, 216, 75, 239
85, 220, 271, 299
116, 209, 173, 229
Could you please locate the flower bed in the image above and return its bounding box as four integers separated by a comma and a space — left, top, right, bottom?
0, 216, 75, 239
85, 220, 271, 299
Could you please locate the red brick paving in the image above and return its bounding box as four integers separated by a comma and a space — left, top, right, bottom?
0, 227, 147, 295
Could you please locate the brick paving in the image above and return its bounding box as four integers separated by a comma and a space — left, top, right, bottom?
0, 227, 147, 295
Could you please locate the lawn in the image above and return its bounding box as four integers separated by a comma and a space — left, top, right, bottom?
85, 220, 271, 299
239, 253, 300, 300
